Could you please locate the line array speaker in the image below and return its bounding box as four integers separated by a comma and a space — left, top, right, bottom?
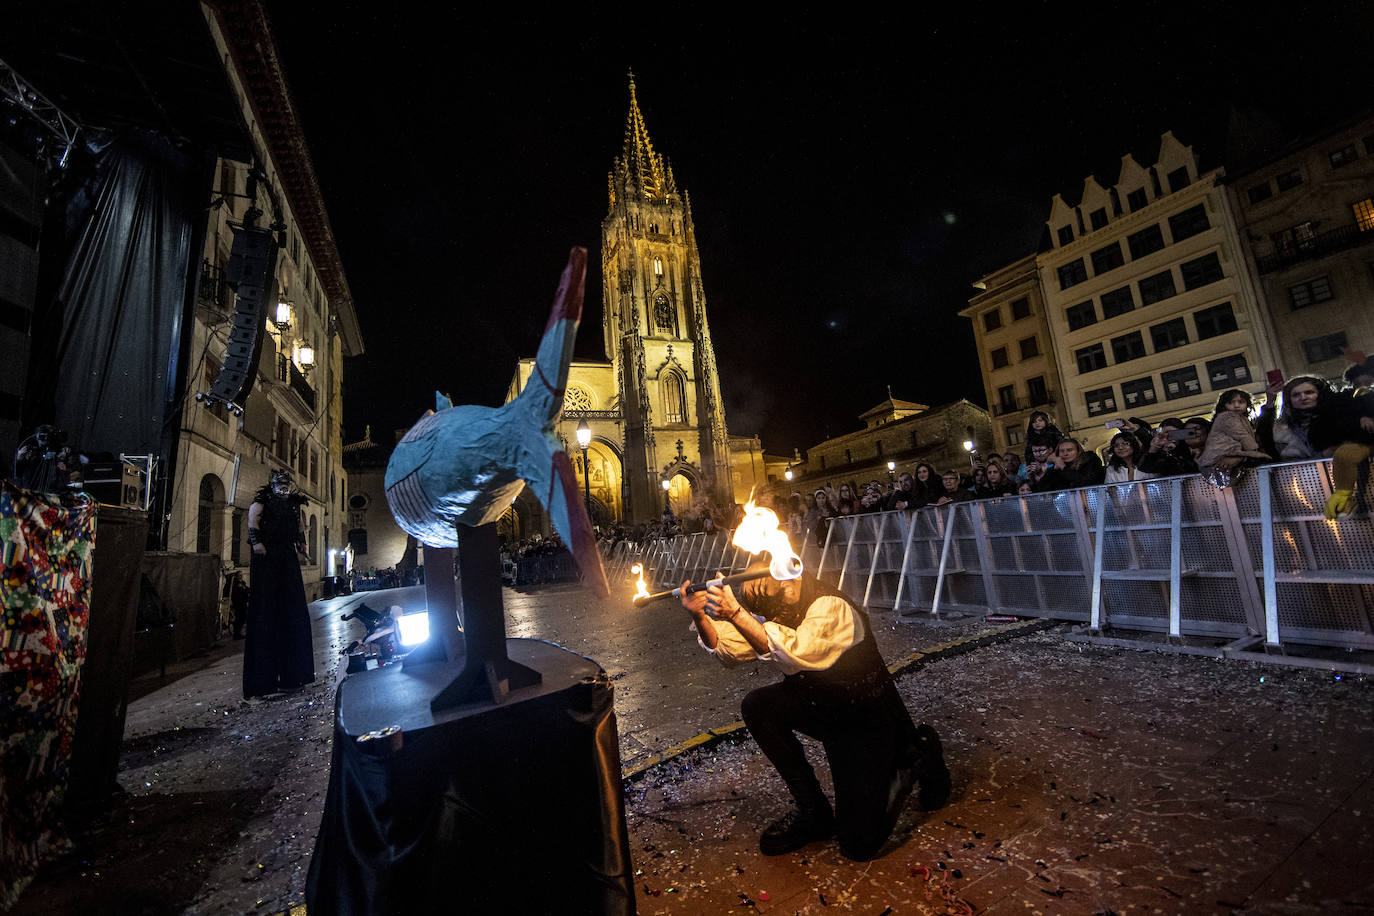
209, 225, 279, 409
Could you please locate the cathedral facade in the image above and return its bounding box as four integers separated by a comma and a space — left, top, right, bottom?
505, 77, 736, 530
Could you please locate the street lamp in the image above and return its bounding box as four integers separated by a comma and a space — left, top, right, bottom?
575, 419, 592, 524
661, 477, 672, 515
963, 425, 977, 471
886, 460, 896, 484
784, 468, 793, 482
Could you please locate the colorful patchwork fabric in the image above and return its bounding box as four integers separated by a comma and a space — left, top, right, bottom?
0, 480, 96, 909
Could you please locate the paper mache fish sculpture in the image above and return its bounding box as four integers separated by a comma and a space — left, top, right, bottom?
384, 247, 610, 598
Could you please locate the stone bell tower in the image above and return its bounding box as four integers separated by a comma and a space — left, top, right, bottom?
602, 74, 731, 522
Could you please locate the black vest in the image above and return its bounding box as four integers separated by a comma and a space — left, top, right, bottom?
764, 575, 893, 706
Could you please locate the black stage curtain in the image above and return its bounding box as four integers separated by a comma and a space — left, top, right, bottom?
306, 640, 636, 915
25, 129, 202, 462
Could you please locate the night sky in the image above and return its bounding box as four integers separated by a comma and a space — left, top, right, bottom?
265, 4, 1372, 455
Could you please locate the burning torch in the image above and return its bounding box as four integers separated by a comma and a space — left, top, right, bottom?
631, 498, 803, 607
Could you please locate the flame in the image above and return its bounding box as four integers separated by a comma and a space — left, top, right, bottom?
631, 563, 650, 600
731, 497, 804, 581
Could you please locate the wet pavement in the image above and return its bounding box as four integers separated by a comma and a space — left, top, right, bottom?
9, 582, 1374, 914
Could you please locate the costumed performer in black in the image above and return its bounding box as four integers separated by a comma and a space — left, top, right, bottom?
679, 567, 950, 860
244, 469, 315, 698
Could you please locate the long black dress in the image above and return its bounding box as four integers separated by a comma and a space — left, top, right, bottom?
243, 487, 315, 697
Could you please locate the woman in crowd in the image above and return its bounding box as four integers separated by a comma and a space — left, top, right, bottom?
1104, 431, 1155, 483
1198, 389, 1270, 477
1023, 411, 1062, 465
1034, 438, 1105, 491
913, 464, 941, 503
978, 459, 1016, 498
835, 481, 861, 516
1137, 418, 1199, 477
969, 465, 989, 496
806, 487, 839, 546
1258, 375, 1333, 460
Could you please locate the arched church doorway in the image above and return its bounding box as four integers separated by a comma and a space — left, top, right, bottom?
574, 440, 623, 524
665, 472, 693, 518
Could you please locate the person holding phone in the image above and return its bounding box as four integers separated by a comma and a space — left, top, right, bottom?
1138, 418, 1199, 477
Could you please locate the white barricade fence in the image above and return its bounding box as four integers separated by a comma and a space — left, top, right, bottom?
635, 459, 1373, 655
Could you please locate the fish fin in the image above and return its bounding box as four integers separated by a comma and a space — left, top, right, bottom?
435, 391, 452, 411
519, 436, 608, 599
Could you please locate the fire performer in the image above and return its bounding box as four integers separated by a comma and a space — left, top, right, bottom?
243, 469, 315, 698
679, 567, 950, 860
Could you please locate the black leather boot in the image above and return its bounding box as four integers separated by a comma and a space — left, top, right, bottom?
760, 773, 835, 856
913, 723, 951, 810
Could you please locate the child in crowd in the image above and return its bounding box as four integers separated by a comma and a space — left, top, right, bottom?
1023, 411, 1062, 466
1198, 389, 1270, 481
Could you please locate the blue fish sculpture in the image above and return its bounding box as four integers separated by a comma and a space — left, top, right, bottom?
384, 247, 609, 598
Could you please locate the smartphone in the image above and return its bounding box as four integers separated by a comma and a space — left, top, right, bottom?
1167, 429, 1194, 441
1266, 368, 1284, 388
1104, 418, 1125, 429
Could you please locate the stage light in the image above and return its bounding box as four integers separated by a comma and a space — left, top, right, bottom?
397, 611, 430, 647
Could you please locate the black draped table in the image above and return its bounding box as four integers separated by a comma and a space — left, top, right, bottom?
306, 638, 636, 915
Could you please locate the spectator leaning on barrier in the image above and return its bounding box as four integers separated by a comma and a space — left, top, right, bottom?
913, 464, 940, 503
1313, 360, 1374, 519
1035, 438, 1105, 491
1198, 389, 1271, 478
1104, 431, 1156, 483
931, 470, 973, 505
884, 471, 923, 511
1138, 418, 1199, 477
1257, 375, 1332, 461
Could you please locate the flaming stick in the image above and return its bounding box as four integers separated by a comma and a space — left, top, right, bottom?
630, 495, 803, 607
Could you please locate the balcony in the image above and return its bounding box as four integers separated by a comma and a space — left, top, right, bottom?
1256, 222, 1374, 274
990, 393, 1056, 418
277, 353, 316, 414
195, 260, 232, 320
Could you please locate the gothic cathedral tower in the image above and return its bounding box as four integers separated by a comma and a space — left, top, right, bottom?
603, 75, 731, 521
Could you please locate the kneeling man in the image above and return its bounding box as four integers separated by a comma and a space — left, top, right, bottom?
680, 569, 949, 859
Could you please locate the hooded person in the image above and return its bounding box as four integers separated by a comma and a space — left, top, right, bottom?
679, 566, 950, 860
243, 469, 315, 698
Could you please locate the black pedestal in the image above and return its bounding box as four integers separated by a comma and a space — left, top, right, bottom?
306, 638, 636, 915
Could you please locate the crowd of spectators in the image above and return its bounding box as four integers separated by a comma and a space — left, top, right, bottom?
573, 360, 1373, 560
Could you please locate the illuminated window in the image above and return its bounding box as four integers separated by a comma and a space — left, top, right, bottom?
653, 257, 663, 276
1353, 198, 1374, 231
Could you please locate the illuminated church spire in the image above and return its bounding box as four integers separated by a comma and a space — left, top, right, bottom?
611, 71, 677, 204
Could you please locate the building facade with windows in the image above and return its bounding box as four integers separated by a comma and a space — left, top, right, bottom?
775, 398, 992, 504
169, 4, 364, 598
960, 255, 1068, 453
1036, 131, 1276, 453
1227, 111, 1374, 382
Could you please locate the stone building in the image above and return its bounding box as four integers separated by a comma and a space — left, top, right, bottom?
506, 76, 746, 529
1035, 131, 1276, 453
961, 255, 1069, 453
774, 397, 992, 503
1226, 111, 1374, 382
170, 4, 363, 597
340, 427, 415, 573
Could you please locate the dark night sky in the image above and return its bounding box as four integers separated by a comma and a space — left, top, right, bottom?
265, 4, 1371, 455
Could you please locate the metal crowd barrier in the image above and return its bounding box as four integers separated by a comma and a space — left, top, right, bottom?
630, 459, 1373, 658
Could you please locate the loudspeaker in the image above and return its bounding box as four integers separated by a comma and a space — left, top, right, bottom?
208, 226, 279, 409
84, 460, 143, 508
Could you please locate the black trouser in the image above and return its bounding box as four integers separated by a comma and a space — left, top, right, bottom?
741, 677, 917, 860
